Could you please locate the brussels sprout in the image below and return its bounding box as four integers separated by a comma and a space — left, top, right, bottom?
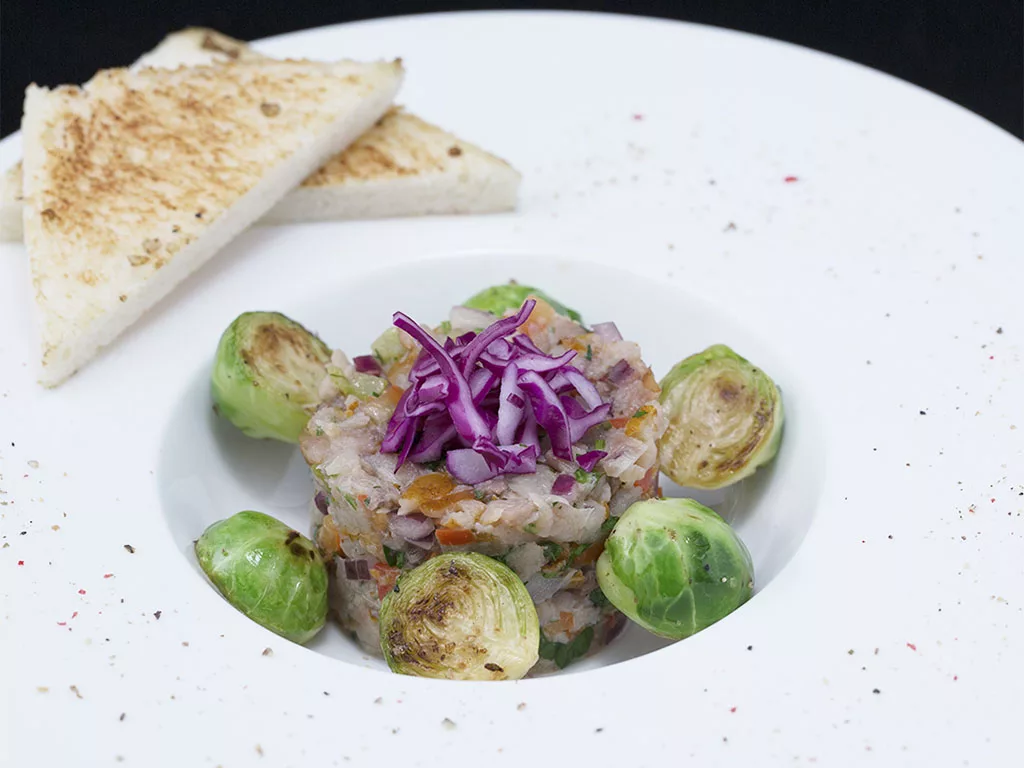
211, 311, 331, 443
658, 344, 783, 489
194, 511, 328, 644
596, 498, 753, 640
379, 552, 540, 680
464, 282, 582, 323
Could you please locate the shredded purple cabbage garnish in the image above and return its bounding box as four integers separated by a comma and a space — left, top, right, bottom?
382, 300, 612, 483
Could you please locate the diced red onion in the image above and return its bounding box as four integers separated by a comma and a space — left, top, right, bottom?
314, 491, 330, 515
525, 571, 574, 602
390, 512, 435, 541
344, 559, 373, 581
551, 474, 575, 496
607, 359, 633, 384
353, 355, 382, 375
592, 322, 622, 341
576, 450, 607, 472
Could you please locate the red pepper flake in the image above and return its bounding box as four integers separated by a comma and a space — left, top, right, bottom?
104, 573, 114, 578
784, 175, 799, 183
78, 589, 86, 595
729, 706, 737, 713
906, 642, 917, 651
632, 113, 644, 121
953, 675, 958, 681
56, 621, 67, 626
989, 355, 994, 360
991, 498, 996, 503
71, 611, 78, 619
17, 560, 24, 566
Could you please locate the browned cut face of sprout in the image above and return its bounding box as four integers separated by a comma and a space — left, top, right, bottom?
658, 344, 783, 489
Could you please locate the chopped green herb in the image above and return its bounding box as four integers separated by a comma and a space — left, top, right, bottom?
423, 459, 446, 472
523, 523, 539, 534
633, 408, 649, 419
594, 438, 606, 450
315, 426, 325, 436
438, 321, 452, 336
343, 493, 358, 511
600, 516, 619, 534
569, 542, 591, 562
383, 546, 406, 569
538, 626, 595, 669
589, 588, 609, 607
473, 489, 485, 501
542, 542, 563, 563
585, 344, 593, 362
574, 468, 596, 484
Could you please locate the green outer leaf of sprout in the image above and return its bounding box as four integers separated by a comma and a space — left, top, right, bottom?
211, 311, 331, 443
379, 552, 540, 680
658, 344, 784, 489
194, 511, 328, 644
596, 498, 754, 640
463, 283, 583, 323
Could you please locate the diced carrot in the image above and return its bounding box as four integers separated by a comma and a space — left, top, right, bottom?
379, 385, 404, 408
625, 412, 649, 438
436, 528, 477, 546
609, 416, 630, 429
316, 517, 341, 555
559, 611, 575, 632
572, 540, 605, 566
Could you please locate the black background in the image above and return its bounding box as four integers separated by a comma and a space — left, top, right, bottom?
2, 1, 1022, 139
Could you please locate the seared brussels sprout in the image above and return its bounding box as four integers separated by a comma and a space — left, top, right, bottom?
194, 511, 327, 644
658, 344, 783, 489
464, 282, 582, 323
379, 552, 540, 680
211, 311, 331, 443
597, 499, 753, 640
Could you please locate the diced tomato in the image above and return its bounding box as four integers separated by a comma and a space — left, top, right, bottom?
609, 416, 630, 429
559, 611, 575, 632
436, 528, 477, 546
634, 465, 659, 495
372, 564, 401, 600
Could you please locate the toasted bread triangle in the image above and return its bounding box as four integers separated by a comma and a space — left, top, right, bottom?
22, 58, 403, 385
1, 28, 516, 241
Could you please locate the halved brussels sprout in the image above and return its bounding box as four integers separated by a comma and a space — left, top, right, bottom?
195, 511, 328, 644
379, 552, 540, 680
211, 311, 331, 443
464, 282, 582, 323
658, 344, 783, 489
596, 498, 753, 640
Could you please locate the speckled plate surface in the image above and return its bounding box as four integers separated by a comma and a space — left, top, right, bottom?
2, 11, 1023, 767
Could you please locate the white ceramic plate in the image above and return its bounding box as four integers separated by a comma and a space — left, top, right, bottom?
2, 11, 1022, 767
